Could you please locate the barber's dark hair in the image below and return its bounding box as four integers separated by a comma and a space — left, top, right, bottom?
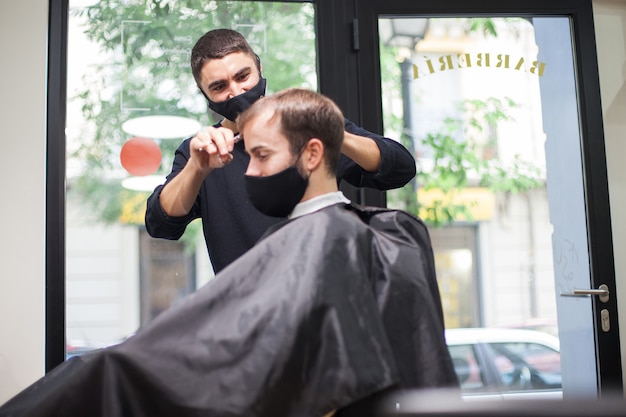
191, 29, 260, 87
237, 88, 344, 175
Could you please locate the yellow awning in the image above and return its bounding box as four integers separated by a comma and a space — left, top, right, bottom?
418, 187, 495, 221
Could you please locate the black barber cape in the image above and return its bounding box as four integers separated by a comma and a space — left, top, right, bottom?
0, 204, 458, 417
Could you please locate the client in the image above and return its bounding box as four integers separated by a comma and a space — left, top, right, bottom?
0, 88, 457, 417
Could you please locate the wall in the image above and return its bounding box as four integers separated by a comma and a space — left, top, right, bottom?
0, 0, 48, 404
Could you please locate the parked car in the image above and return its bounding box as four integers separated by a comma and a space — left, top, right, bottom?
501, 318, 559, 338
445, 327, 562, 400
65, 341, 96, 360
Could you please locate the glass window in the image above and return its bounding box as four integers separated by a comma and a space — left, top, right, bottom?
66, 0, 317, 356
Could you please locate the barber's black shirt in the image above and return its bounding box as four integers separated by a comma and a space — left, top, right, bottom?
145, 119, 416, 273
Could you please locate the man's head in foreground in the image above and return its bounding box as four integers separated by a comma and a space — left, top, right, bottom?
237, 88, 345, 217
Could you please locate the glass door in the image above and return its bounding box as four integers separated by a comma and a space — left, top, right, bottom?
351, 0, 621, 397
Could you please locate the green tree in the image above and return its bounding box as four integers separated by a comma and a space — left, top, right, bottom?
68, 1, 316, 246
417, 97, 544, 227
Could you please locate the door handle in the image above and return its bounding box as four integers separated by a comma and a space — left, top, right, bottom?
561, 284, 609, 303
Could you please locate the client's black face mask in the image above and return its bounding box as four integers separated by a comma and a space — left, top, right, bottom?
207, 77, 267, 122
245, 164, 308, 218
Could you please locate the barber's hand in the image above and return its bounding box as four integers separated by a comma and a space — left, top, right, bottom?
190, 126, 237, 170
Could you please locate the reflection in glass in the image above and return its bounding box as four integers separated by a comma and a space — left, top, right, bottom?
66, 1, 317, 356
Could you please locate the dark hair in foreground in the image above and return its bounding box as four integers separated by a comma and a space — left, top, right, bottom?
191, 28, 260, 87
237, 88, 345, 174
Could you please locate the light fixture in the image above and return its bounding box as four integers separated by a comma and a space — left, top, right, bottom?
120, 137, 162, 176
379, 18, 429, 50
121, 175, 167, 192
121, 115, 202, 140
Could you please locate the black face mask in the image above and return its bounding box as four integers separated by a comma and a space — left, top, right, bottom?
206, 77, 267, 122
245, 164, 308, 218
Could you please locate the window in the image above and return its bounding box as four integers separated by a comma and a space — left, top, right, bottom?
65, 0, 317, 356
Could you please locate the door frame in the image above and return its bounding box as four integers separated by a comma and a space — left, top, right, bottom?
47, 0, 69, 373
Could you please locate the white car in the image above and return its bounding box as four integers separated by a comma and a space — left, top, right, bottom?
445, 327, 562, 400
